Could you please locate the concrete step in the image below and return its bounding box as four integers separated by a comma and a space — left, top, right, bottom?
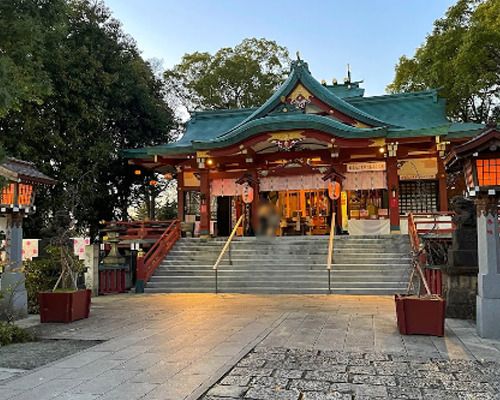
144, 287, 405, 295
144, 234, 411, 295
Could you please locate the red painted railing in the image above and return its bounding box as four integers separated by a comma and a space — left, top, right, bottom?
135, 220, 181, 292
102, 220, 174, 243
407, 212, 455, 296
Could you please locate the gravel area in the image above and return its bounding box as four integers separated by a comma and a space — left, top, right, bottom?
0, 339, 102, 370
202, 347, 500, 400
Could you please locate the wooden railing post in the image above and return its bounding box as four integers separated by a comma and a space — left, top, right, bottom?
327, 213, 336, 294
135, 255, 146, 293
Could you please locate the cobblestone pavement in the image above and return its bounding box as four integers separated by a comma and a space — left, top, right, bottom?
1, 294, 500, 400
203, 347, 500, 400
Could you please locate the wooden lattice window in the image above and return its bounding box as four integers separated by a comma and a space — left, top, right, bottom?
399, 180, 439, 214
476, 159, 500, 187
184, 190, 200, 216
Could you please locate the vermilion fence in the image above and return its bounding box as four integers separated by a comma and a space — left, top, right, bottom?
135, 220, 181, 293
99, 220, 180, 294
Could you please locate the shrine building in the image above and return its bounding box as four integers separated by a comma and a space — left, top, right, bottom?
125, 59, 484, 237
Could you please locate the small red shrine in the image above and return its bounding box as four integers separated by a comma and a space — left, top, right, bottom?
125, 59, 484, 237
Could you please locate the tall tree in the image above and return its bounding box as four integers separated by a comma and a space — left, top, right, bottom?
0, 0, 175, 238
164, 38, 290, 112
0, 0, 67, 117
388, 0, 500, 124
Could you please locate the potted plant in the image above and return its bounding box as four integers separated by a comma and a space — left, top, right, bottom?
395, 252, 446, 336
38, 211, 91, 323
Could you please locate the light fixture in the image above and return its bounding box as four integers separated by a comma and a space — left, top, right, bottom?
206, 159, 214, 166
387, 142, 399, 157
379, 147, 386, 154
134, 169, 142, 175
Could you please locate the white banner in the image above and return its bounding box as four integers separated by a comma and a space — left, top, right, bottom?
343, 171, 387, 190
260, 174, 328, 191
347, 162, 386, 173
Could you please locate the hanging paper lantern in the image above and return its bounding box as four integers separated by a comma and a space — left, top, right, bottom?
149, 180, 158, 186
134, 169, 142, 175
242, 183, 254, 204
328, 181, 341, 200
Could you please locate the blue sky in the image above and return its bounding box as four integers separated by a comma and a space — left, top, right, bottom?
105, 0, 456, 96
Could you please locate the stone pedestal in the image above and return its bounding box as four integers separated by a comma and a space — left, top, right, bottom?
0, 214, 27, 318
84, 244, 100, 296
444, 197, 478, 319
475, 195, 500, 339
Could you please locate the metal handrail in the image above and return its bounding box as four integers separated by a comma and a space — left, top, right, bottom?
326, 213, 336, 293
213, 214, 244, 293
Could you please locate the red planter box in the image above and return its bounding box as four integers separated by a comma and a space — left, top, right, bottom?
39, 289, 91, 323
395, 294, 445, 336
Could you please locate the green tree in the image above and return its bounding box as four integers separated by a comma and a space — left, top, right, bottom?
0, 0, 67, 117
165, 38, 290, 111
0, 1, 175, 239
130, 173, 176, 221
388, 0, 500, 123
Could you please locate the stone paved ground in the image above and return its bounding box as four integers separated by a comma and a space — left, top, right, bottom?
202, 347, 500, 400
0, 294, 500, 400
0, 340, 102, 370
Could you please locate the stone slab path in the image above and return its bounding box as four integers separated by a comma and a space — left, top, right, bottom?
1, 294, 500, 400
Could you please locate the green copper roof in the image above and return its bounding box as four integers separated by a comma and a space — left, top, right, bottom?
124, 59, 485, 159
192, 114, 387, 150
225, 60, 390, 132
325, 81, 365, 98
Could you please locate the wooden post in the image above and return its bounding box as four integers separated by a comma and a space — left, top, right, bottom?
386, 157, 400, 233
199, 169, 211, 237
177, 171, 185, 221
437, 156, 448, 211
251, 169, 259, 234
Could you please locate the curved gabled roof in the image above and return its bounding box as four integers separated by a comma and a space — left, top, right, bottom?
219, 60, 390, 138
192, 113, 387, 150
123, 59, 485, 159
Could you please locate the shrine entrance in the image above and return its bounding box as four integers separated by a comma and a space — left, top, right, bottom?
263, 189, 331, 236
216, 196, 232, 236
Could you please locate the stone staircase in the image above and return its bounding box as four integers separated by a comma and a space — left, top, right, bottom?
144, 235, 411, 294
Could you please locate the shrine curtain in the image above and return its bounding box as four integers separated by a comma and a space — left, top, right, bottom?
343, 171, 387, 191
210, 179, 243, 196
259, 174, 328, 191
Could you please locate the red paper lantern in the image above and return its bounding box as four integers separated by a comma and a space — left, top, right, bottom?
328, 181, 341, 200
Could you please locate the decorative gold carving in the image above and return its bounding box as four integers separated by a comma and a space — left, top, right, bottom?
196, 151, 210, 158
268, 131, 305, 152
287, 84, 312, 109
368, 138, 386, 148
268, 131, 305, 142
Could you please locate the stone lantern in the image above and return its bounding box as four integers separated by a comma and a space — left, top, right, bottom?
445, 128, 500, 338
0, 158, 56, 317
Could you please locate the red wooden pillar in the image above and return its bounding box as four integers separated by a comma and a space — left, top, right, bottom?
336, 163, 346, 230
437, 156, 448, 211
387, 157, 400, 232
199, 169, 211, 236
177, 171, 185, 221
251, 169, 259, 233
